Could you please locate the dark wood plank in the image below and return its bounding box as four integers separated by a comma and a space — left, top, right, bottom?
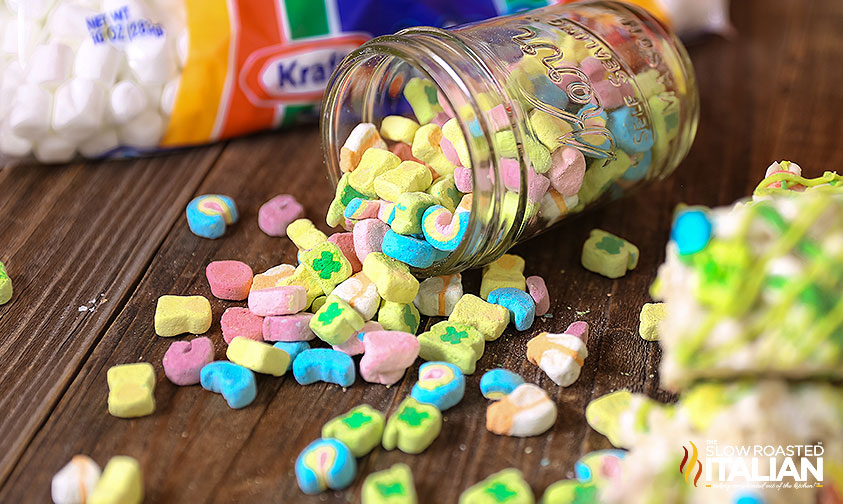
3, 0, 843, 501
0, 147, 223, 484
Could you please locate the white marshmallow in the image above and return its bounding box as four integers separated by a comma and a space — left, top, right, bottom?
74, 37, 122, 85
3, 18, 43, 59
160, 77, 179, 115
26, 42, 74, 88
52, 78, 108, 141
9, 84, 53, 140
51, 455, 101, 504
34, 133, 77, 163
126, 34, 177, 84
46, 3, 98, 46
110, 80, 147, 124
118, 109, 163, 148
79, 129, 119, 158
176, 31, 188, 67
0, 60, 25, 120
14, 0, 55, 20
0, 119, 33, 157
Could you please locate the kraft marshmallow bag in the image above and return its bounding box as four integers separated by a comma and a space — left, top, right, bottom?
0, 0, 728, 165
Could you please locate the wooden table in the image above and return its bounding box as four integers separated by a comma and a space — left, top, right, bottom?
1, 1, 841, 501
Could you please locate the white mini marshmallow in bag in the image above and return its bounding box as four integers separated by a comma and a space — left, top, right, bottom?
34, 133, 76, 164
118, 110, 164, 149
53, 78, 108, 142
74, 38, 123, 85
110, 80, 148, 125
26, 42, 74, 88
9, 84, 53, 140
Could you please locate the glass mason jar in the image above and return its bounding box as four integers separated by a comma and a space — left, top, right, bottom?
321, 0, 698, 276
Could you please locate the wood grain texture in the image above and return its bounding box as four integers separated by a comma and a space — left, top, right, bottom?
2, 0, 843, 501
0, 148, 223, 485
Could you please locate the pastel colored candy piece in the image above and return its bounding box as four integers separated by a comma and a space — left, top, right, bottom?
52, 455, 101, 504
389, 142, 425, 165
526, 322, 589, 387
327, 174, 369, 228
220, 307, 264, 344
486, 383, 557, 437
670, 208, 712, 256
154, 295, 212, 337
286, 218, 328, 251
186, 194, 238, 239
426, 173, 462, 212
539, 189, 577, 226
380, 115, 420, 144
302, 241, 353, 293
362, 253, 420, 304
292, 348, 356, 387
340, 122, 387, 173
389, 191, 440, 235
524, 135, 551, 174
310, 296, 327, 313
421, 205, 469, 252
454, 166, 473, 193
621, 149, 652, 182
328, 232, 363, 273
442, 117, 471, 168
250, 264, 296, 292
382, 229, 439, 269
374, 160, 433, 202
273, 341, 310, 363
322, 404, 385, 457
440, 135, 461, 167
448, 294, 510, 342
0, 261, 12, 305
581, 229, 639, 279
107, 362, 155, 418
362, 463, 417, 504
487, 104, 510, 131
333, 332, 365, 356
262, 313, 315, 342
638, 302, 666, 341
530, 109, 573, 151
378, 300, 420, 334
480, 368, 525, 400
360, 330, 420, 385
295, 438, 357, 495
199, 361, 257, 409
330, 272, 381, 320
379, 201, 397, 223
276, 264, 323, 309
345, 197, 382, 220
496, 158, 550, 204
414, 274, 463, 317
480, 254, 526, 300
540, 480, 593, 504
488, 287, 536, 331
584, 389, 641, 448
348, 148, 402, 198
310, 295, 365, 345
411, 361, 465, 411
88, 456, 142, 504
574, 450, 626, 485
353, 218, 389, 264
577, 152, 631, 206
247, 285, 308, 317
607, 106, 653, 153
382, 397, 442, 454
548, 147, 586, 196
525, 276, 550, 317
226, 336, 290, 376
417, 320, 485, 374
403, 77, 444, 125
412, 124, 457, 177
458, 468, 534, 504
162, 337, 214, 386
258, 194, 303, 236
205, 260, 253, 301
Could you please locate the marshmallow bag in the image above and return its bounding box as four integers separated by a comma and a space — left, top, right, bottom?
0, 0, 729, 165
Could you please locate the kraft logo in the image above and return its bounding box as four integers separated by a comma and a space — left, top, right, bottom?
680, 441, 703, 487
240, 34, 369, 106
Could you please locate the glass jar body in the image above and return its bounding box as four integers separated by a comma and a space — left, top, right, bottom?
321, 1, 698, 276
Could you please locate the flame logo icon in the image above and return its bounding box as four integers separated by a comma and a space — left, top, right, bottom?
680, 441, 703, 487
